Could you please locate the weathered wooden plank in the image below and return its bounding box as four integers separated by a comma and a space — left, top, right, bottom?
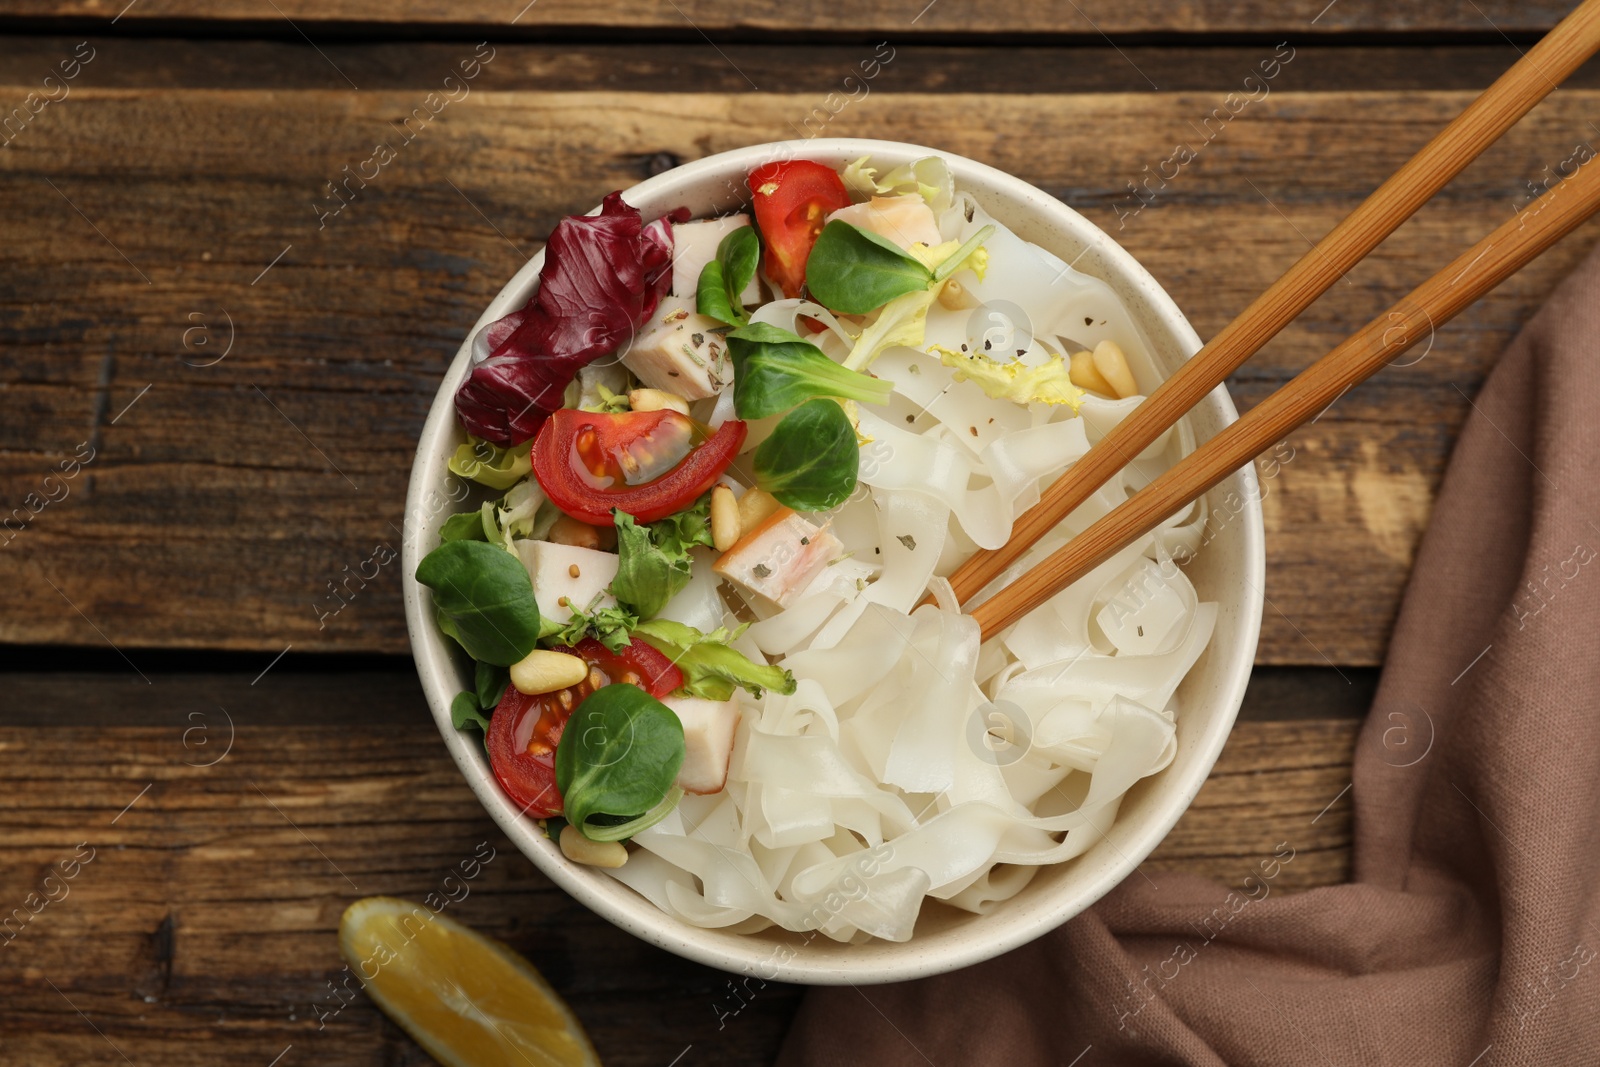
0, 0, 1572, 36
0, 663, 1357, 1064
4, 37, 1595, 94
1146, 718, 1359, 892
4, 87, 1589, 663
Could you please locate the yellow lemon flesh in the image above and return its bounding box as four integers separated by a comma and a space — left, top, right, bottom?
339, 896, 600, 1067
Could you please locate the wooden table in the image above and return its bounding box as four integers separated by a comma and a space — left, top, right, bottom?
3, 3, 1595, 1062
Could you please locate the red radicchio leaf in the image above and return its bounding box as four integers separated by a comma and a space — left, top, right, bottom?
454, 193, 692, 445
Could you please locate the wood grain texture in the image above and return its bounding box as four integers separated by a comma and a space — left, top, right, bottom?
11, 38, 1600, 96
0, 668, 1359, 1064
15, 38, 1600, 94
0, 0, 1574, 36
4, 85, 1595, 663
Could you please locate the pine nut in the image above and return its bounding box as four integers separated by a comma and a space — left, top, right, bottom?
548, 514, 601, 550
509, 649, 589, 696
937, 278, 977, 310
1092, 339, 1139, 399
1068, 349, 1116, 396
628, 388, 690, 415
736, 488, 782, 535
559, 825, 628, 868
711, 485, 740, 552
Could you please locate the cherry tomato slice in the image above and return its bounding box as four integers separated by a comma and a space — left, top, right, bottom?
569, 636, 683, 700
485, 637, 684, 819
748, 160, 853, 299
532, 408, 746, 526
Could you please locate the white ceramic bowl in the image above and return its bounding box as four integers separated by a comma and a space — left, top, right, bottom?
403, 138, 1264, 985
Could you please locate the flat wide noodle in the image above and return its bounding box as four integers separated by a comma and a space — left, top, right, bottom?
601, 178, 1221, 941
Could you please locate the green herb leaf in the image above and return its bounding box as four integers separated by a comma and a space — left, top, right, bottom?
451, 691, 491, 732
556, 683, 685, 841
447, 436, 533, 490
550, 601, 640, 653
609, 498, 714, 619
578, 788, 685, 842
474, 659, 509, 710
697, 260, 738, 327
696, 226, 760, 328
415, 540, 542, 666
727, 322, 893, 419
440, 510, 488, 543
752, 398, 860, 512
581, 382, 631, 414
804, 220, 933, 315
634, 618, 797, 700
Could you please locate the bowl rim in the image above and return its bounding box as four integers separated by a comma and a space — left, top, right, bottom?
402, 137, 1265, 985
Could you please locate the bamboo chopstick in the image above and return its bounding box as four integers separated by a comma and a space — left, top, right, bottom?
970, 143, 1600, 640
944, 0, 1600, 610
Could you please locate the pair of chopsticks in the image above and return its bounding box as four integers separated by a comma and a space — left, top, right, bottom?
961, 0, 1600, 641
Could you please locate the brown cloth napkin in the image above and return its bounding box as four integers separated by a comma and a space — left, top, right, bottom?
779, 246, 1600, 1067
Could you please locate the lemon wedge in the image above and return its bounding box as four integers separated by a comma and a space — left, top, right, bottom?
338, 896, 600, 1067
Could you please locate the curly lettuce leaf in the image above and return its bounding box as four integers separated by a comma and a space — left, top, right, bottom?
547, 600, 641, 652
840, 155, 954, 213
931, 344, 1086, 410
609, 496, 715, 618
835, 225, 994, 373
448, 436, 532, 490
633, 619, 797, 700
581, 382, 631, 414
842, 288, 936, 372
480, 479, 555, 553
647, 492, 715, 554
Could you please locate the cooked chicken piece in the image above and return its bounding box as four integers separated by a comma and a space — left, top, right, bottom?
824, 195, 942, 251
670, 215, 762, 305
515, 540, 618, 623
624, 311, 731, 401
665, 695, 741, 794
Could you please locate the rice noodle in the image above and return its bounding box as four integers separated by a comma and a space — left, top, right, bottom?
602, 180, 1218, 942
